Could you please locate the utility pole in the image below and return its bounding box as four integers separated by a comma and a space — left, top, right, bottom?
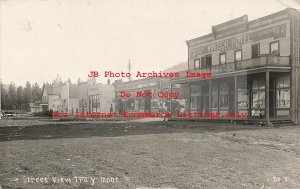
0, 79, 1, 120
128, 59, 132, 81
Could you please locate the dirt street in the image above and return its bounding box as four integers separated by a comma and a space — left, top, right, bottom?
0, 120, 299, 189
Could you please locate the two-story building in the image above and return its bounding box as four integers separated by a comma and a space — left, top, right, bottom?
171, 8, 300, 125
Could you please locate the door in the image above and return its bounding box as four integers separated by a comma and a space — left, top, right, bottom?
251, 44, 260, 58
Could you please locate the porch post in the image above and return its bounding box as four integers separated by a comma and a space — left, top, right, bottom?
266, 71, 271, 125
234, 76, 238, 120
188, 82, 191, 112
209, 80, 212, 112
170, 83, 173, 115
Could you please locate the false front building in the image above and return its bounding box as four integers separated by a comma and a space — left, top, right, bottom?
171, 8, 300, 124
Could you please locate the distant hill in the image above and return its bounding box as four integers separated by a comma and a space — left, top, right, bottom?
163, 61, 187, 72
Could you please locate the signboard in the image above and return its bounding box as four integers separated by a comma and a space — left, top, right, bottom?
190, 23, 286, 58
137, 82, 157, 89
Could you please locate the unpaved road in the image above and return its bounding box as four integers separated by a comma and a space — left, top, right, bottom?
0, 120, 299, 189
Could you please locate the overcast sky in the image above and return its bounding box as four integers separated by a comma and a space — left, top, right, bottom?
0, 0, 299, 86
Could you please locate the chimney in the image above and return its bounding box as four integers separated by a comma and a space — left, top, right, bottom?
107, 79, 111, 85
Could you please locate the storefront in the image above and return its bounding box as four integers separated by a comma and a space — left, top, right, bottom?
114, 78, 171, 115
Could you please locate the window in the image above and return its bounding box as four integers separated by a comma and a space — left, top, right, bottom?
252, 91, 265, 108
276, 74, 290, 109
237, 79, 248, 109
251, 44, 260, 58
194, 59, 200, 69
212, 83, 218, 109
191, 85, 201, 110
220, 53, 226, 64
219, 81, 229, 109
276, 90, 290, 108
251, 77, 265, 109
219, 94, 229, 108
252, 79, 265, 90
190, 96, 197, 109
191, 85, 201, 94
212, 94, 218, 108
270, 41, 279, 55
235, 50, 242, 62
201, 55, 212, 68
276, 74, 290, 88
206, 54, 212, 67
238, 91, 249, 108
201, 56, 206, 68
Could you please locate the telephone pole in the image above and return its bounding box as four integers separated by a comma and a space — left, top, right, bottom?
128, 59, 132, 81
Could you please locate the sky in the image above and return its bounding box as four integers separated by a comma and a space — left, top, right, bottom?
0, 0, 299, 86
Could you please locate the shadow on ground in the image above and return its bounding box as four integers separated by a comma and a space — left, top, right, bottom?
0, 121, 267, 142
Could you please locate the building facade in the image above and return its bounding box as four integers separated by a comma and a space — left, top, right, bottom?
171, 8, 300, 124
113, 78, 171, 114
42, 80, 114, 114
88, 82, 115, 112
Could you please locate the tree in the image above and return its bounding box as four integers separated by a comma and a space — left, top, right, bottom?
1, 87, 8, 110
8, 82, 17, 109
68, 78, 72, 85
16, 86, 24, 110
24, 81, 32, 110
32, 82, 42, 102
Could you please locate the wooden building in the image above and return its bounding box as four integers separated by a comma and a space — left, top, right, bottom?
171, 8, 300, 125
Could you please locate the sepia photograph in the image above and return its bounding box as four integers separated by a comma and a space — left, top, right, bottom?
0, 0, 300, 188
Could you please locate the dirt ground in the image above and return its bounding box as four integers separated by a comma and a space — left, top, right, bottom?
0, 119, 299, 189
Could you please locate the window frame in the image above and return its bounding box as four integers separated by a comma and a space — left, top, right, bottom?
234, 49, 242, 62
270, 41, 280, 55
219, 53, 226, 64
194, 59, 200, 69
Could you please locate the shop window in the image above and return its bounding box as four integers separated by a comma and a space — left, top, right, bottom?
238, 91, 249, 108
220, 53, 226, 64
276, 74, 290, 88
270, 41, 279, 55
191, 85, 201, 94
212, 82, 218, 109
276, 90, 290, 108
252, 79, 265, 90
212, 94, 218, 109
276, 74, 290, 109
219, 94, 229, 108
219, 81, 229, 109
191, 96, 197, 109
235, 50, 242, 62
194, 59, 200, 69
237, 78, 249, 109
252, 91, 265, 108
212, 84, 218, 93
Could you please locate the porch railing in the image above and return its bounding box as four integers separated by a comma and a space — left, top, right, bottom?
185, 56, 290, 76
